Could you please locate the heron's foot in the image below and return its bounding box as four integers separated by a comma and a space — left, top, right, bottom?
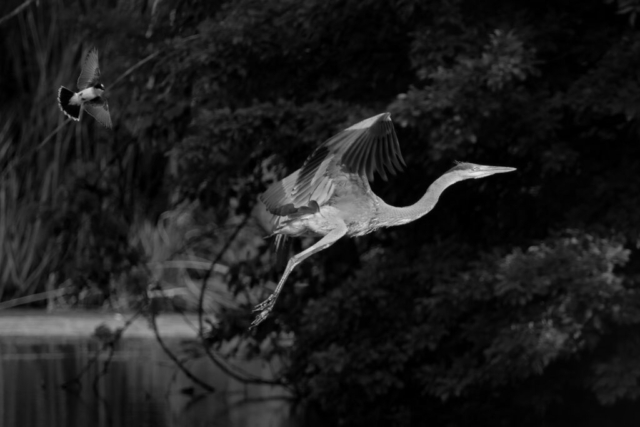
253, 293, 277, 312
250, 308, 272, 329
250, 294, 278, 329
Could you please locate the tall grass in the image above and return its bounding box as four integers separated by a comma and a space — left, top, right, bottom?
0, 1, 78, 300
0, 168, 56, 300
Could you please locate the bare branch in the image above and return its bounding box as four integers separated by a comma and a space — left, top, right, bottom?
197, 216, 251, 337
152, 278, 285, 387
0, 284, 73, 310
0, 0, 35, 27
148, 310, 217, 393
110, 50, 160, 89
61, 310, 143, 390
194, 215, 286, 386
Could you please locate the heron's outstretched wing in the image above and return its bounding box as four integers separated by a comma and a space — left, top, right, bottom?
333, 112, 405, 181
83, 98, 112, 128
291, 112, 404, 204
77, 48, 101, 90
261, 112, 405, 216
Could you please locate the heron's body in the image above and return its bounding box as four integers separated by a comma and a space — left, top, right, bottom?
252, 112, 516, 327
274, 173, 379, 238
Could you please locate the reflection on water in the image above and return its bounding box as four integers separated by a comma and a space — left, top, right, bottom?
0, 336, 293, 427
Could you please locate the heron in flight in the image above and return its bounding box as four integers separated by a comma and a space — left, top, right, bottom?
254, 112, 515, 327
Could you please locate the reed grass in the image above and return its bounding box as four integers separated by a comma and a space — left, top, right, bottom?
0, 1, 78, 299
0, 0, 139, 301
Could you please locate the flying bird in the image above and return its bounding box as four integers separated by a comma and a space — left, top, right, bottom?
57, 48, 112, 128
253, 112, 516, 327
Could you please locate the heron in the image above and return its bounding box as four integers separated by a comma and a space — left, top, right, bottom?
253, 112, 515, 327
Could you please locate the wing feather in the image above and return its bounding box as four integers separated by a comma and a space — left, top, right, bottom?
77, 48, 101, 90
262, 112, 406, 217
375, 134, 388, 181
296, 145, 329, 192
292, 155, 332, 205
83, 99, 112, 128
346, 132, 367, 176
341, 112, 405, 180
260, 169, 300, 214
364, 133, 377, 180
309, 178, 334, 205
358, 133, 372, 179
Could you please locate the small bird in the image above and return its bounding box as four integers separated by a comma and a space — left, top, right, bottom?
253, 112, 516, 327
57, 48, 112, 128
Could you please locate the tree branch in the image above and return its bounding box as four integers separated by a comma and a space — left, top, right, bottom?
61, 309, 142, 390
0, 0, 34, 27
148, 310, 217, 393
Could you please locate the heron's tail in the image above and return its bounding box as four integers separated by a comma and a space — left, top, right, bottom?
274, 234, 291, 268
57, 87, 81, 120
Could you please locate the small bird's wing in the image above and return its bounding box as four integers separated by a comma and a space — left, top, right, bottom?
83, 98, 112, 128
77, 48, 101, 90
261, 112, 405, 215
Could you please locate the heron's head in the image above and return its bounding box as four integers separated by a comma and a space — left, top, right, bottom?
445, 161, 516, 180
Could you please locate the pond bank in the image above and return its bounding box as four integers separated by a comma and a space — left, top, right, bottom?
0, 310, 199, 338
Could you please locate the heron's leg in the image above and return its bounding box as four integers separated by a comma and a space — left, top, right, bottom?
251, 222, 348, 328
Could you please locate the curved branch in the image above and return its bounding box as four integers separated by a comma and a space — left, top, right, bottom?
195, 215, 287, 387
149, 311, 217, 393
197, 217, 251, 336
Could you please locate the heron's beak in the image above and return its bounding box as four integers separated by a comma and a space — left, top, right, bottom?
473, 165, 517, 178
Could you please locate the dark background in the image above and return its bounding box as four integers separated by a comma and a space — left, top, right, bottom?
1, 0, 640, 425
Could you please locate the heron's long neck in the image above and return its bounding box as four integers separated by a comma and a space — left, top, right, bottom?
375, 173, 462, 227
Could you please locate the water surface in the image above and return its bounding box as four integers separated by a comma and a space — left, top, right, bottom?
0, 312, 292, 427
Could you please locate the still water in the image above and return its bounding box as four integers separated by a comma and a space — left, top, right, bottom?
0, 313, 294, 427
